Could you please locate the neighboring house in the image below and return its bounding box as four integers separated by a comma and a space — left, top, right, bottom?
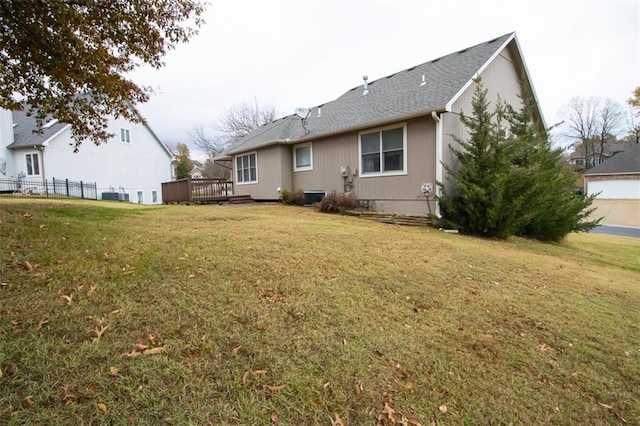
191, 161, 204, 179
218, 32, 544, 216
584, 143, 640, 227
0, 106, 175, 204
566, 140, 635, 171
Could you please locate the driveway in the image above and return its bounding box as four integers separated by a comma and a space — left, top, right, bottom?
590, 225, 640, 238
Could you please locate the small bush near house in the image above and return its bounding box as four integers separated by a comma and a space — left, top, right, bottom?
279, 188, 304, 205
316, 191, 361, 212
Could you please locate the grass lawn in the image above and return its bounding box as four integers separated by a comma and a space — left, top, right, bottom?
0, 199, 638, 425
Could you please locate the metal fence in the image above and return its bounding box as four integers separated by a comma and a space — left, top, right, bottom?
0, 177, 97, 200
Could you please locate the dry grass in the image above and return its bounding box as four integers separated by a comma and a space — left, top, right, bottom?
0, 199, 638, 425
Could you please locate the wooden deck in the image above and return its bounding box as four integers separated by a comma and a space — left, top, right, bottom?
162, 179, 239, 204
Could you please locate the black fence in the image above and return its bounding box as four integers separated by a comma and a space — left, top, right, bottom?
0, 177, 97, 200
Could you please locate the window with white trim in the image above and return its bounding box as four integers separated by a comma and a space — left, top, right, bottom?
294, 143, 313, 171
25, 153, 40, 176
236, 152, 257, 184
359, 125, 406, 176
120, 128, 131, 144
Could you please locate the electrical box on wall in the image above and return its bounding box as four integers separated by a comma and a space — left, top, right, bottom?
421, 182, 433, 196
340, 165, 350, 176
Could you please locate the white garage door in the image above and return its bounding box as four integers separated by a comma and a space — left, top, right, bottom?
588, 179, 640, 199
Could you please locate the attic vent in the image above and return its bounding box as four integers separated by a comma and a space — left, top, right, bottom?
457, 48, 468, 54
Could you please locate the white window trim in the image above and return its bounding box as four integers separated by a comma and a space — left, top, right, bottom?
358, 123, 408, 177
235, 151, 259, 185
25, 152, 40, 176
120, 127, 131, 144
293, 142, 313, 172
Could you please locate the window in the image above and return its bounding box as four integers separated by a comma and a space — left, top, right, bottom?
137, 191, 143, 204
120, 128, 131, 144
152, 190, 158, 203
25, 153, 40, 176
359, 125, 406, 176
236, 152, 257, 184
294, 143, 313, 171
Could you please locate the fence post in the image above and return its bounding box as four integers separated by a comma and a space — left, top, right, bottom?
52, 177, 56, 195
45, 179, 49, 198
80, 181, 84, 199
65, 179, 69, 196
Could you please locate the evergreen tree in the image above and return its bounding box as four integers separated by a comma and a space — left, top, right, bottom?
506, 82, 600, 240
437, 79, 600, 240
437, 80, 528, 238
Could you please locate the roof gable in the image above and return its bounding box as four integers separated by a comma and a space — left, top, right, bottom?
226, 32, 522, 156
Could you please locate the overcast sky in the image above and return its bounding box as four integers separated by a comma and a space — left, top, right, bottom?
130, 0, 639, 155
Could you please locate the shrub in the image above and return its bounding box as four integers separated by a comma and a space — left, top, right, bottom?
279, 188, 304, 206
316, 191, 361, 213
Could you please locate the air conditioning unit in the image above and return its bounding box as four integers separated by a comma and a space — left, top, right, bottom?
118, 193, 130, 202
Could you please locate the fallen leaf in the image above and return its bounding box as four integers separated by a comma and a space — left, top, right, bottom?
143, 346, 164, 355
266, 384, 286, 393
23, 261, 33, 271
62, 384, 77, 405
96, 402, 107, 413
87, 285, 98, 296
123, 350, 141, 358
36, 318, 49, 331
109, 366, 119, 377
253, 369, 266, 376
342, 338, 347, 346
188, 274, 195, 279
110, 309, 122, 315
242, 371, 250, 386
147, 334, 157, 344
330, 412, 345, 426
23, 396, 35, 407
323, 381, 330, 389
232, 345, 243, 356
93, 324, 108, 342
383, 402, 396, 422
60, 294, 72, 305
134, 343, 148, 351
598, 402, 613, 410
270, 411, 278, 423
439, 405, 448, 414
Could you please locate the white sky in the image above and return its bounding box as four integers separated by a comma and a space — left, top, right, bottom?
130, 0, 639, 154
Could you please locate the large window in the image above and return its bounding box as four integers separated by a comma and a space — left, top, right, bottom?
236, 152, 257, 184
25, 153, 40, 176
294, 143, 313, 171
360, 125, 406, 176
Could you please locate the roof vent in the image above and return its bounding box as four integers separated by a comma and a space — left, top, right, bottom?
458, 48, 468, 54
362, 75, 369, 96
420, 74, 426, 86
407, 66, 417, 71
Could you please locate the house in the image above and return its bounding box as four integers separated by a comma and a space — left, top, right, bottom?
218, 32, 544, 216
190, 160, 204, 179
566, 140, 635, 171
0, 105, 175, 204
584, 143, 640, 227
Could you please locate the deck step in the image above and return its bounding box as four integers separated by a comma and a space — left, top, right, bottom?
227, 195, 254, 204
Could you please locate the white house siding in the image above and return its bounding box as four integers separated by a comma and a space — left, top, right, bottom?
0, 110, 13, 177
586, 175, 640, 227
38, 117, 173, 204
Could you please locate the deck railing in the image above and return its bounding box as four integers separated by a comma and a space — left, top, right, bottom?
161, 178, 232, 204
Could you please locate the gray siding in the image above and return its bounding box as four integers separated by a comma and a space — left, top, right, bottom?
442, 44, 524, 192
234, 145, 292, 200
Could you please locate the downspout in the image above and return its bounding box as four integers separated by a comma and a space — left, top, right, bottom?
431, 111, 443, 218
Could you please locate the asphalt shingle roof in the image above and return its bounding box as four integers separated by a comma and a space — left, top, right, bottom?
225, 32, 515, 156
584, 143, 640, 175
8, 107, 69, 149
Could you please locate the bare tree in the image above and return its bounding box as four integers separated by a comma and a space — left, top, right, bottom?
188, 125, 229, 156
216, 99, 278, 141
627, 86, 640, 144
562, 97, 624, 168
